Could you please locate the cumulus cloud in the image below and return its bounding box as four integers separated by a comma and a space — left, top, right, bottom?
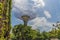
12, 0, 29, 11
12, 0, 45, 12
12, 0, 46, 21
44, 11, 51, 18
29, 17, 53, 31
32, 0, 45, 7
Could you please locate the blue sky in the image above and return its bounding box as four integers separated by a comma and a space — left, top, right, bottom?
11, 0, 60, 32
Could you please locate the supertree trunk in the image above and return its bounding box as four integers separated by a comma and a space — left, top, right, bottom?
0, 0, 12, 40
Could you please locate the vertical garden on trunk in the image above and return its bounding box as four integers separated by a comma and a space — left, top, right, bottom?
0, 0, 12, 40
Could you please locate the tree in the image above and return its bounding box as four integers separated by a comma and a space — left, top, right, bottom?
11, 24, 39, 40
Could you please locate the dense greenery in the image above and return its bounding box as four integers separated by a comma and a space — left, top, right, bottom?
10, 23, 60, 40
1, 23, 60, 40
11, 24, 38, 40
0, 0, 12, 40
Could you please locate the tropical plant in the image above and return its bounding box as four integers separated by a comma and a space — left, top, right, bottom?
11, 24, 42, 40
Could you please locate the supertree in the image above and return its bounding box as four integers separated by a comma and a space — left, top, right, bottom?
12, 0, 37, 26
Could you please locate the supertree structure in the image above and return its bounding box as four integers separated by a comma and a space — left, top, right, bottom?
13, 0, 37, 26
0, 0, 12, 40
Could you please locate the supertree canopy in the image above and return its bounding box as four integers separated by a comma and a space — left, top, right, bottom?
14, 10, 37, 26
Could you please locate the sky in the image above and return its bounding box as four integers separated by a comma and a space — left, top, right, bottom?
11, 0, 60, 32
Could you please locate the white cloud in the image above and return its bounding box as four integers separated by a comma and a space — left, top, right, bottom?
12, 0, 38, 17
44, 11, 51, 18
32, 0, 45, 7
12, 0, 29, 11
12, 0, 45, 12
29, 17, 53, 32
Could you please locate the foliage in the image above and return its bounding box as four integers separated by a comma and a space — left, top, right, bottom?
11, 23, 60, 40
0, 0, 12, 40
11, 24, 38, 40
